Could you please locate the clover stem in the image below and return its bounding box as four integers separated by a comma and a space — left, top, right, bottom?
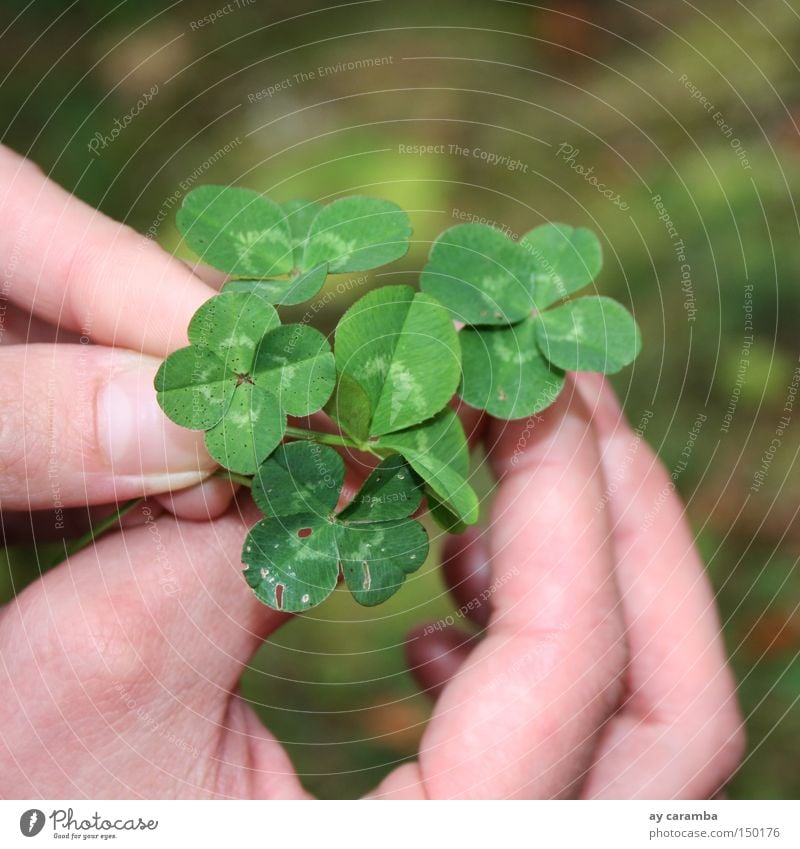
212, 469, 253, 487
284, 426, 364, 450
54, 497, 143, 566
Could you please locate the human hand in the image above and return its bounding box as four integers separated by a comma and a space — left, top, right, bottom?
0, 147, 744, 799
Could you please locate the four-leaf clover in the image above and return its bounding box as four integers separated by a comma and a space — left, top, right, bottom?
155, 291, 335, 474
243, 442, 429, 611
177, 186, 412, 306
422, 222, 641, 419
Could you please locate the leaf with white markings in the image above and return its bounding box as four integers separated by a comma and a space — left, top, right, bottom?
421, 223, 534, 325
535, 295, 641, 374
177, 186, 294, 277
303, 196, 412, 273
520, 223, 603, 309
182, 189, 412, 307
330, 285, 461, 439
377, 409, 479, 527
459, 319, 566, 419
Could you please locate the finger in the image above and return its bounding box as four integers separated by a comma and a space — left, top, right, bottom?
0, 499, 298, 797
0, 301, 81, 346
376, 384, 626, 799
405, 624, 477, 700
0, 146, 214, 357
576, 376, 744, 799
0, 345, 216, 510
440, 526, 493, 629
153, 476, 238, 521
1, 499, 165, 546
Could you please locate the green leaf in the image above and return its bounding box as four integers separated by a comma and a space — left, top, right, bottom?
243, 448, 427, 611
223, 263, 328, 306
337, 519, 428, 606
339, 454, 422, 521
188, 292, 280, 374
421, 223, 534, 325
459, 319, 566, 419
252, 324, 336, 416
204, 382, 285, 474
244, 514, 339, 611
426, 490, 469, 534
303, 196, 412, 273
252, 440, 344, 518
177, 185, 294, 277
333, 285, 461, 436
154, 346, 234, 429
281, 199, 323, 267
535, 295, 641, 374
378, 409, 479, 526
323, 372, 373, 442
520, 223, 603, 309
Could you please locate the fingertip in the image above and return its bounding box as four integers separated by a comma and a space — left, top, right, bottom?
154, 476, 238, 521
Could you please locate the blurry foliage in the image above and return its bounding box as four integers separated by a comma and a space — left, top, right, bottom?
2, 0, 799, 798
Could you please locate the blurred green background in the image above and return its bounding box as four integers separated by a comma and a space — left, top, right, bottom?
2, 0, 799, 798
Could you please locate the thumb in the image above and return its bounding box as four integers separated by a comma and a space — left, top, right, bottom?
0, 344, 216, 510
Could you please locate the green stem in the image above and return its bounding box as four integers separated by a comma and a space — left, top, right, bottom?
54, 497, 143, 566
212, 469, 253, 488
284, 426, 363, 450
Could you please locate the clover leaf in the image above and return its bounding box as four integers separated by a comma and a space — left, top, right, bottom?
376, 408, 479, 528
302, 196, 412, 273
420, 223, 535, 325
178, 187, 412, 307
520, 223, 603, 308
155, 292, 335, 474
535, 295, 642, 374
458, 319, 566, 420
243, 442, 428, 611
177, 185, 294, 278
327, 285, 462, 438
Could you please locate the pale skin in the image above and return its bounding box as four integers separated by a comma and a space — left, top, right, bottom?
0, 145, 744, 799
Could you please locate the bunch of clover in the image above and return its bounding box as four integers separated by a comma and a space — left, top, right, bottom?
155, 186, 641, 612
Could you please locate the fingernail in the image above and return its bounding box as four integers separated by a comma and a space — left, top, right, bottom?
96, 355, 216, 488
